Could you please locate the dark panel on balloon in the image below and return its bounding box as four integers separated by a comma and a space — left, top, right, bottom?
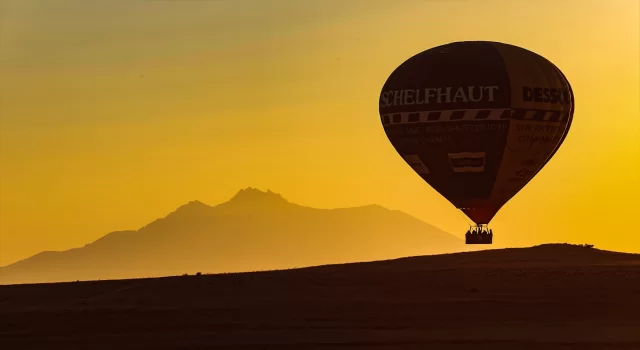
487, 42, 575, 220
379, 42, 513, 203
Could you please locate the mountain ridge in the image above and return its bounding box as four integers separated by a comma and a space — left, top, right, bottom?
0, 187, 464, 284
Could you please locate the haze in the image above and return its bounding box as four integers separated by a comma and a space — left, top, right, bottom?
1, 0, 639, 267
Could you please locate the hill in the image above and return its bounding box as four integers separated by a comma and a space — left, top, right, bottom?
0, 187, 464, 284
0, 244, 638, 350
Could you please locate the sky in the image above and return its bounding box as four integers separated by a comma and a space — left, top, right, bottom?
0, 0, 639, 266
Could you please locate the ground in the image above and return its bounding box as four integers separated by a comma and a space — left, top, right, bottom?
1, 244, 639, 349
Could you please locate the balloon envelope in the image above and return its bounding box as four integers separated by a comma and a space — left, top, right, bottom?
379, 41, 574, 225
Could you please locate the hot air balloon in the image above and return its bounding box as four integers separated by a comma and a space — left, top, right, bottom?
379, 41, 574, 244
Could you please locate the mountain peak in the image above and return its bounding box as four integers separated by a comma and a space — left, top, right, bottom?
178, 200, 210, 210
230, 187, 288, 203
161, 200, 212, 220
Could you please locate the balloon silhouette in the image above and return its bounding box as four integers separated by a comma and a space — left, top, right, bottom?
379, 41, 574, 244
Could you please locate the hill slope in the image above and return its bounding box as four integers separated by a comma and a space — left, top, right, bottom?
0, 188, 464, 284
0, 244, 638, 350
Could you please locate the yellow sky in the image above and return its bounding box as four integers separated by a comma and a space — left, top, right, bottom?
1, 0, 639, 266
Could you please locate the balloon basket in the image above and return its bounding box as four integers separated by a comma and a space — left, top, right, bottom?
465, 225, 493, 244
465, 234, 493, 245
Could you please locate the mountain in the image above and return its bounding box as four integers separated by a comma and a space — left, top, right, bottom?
0, 187, 465, 285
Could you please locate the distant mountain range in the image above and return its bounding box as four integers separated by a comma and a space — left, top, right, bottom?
0, 188, 466, 284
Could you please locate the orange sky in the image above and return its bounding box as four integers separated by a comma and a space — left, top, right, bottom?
1, 0, 639, 266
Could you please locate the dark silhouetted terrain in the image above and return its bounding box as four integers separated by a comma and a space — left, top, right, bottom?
0, 244, 638, 349
0, 188, 464, 285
